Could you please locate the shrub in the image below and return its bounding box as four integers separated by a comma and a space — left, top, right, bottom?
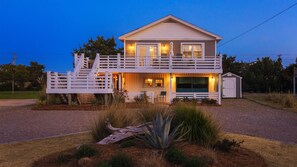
282, 94, 295, 108
213, 139, 244, 152
55, 153, 72, 165
120, 140, 135, 148
141, 113, 183, 149
97, 161, 111, 167
201, 98, 217, 105
75, 144, 97, 159
164, 147, 186, 165
183, 157, 206, 167
112, 89, 128, 104
109, 152, 134, 167
134, 92, 149, 104
137, 104, 169, 122
172, 104, 220, 146
171, 98, 199, 105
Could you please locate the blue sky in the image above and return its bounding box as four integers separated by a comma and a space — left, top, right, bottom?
0, 0, 296, 72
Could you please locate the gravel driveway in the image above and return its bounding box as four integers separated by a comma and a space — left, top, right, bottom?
0, 99, 296, 144
0, 100, 99, 144
201, 99, 297, 144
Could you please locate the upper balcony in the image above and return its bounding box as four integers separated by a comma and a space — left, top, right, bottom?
92, 53, 222, 74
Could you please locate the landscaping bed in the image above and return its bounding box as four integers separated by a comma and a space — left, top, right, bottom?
32, 141, 266, 167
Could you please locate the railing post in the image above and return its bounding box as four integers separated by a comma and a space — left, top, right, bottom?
107, 56, 110, 69
219, 54, 222, 69
105, 71, 108, 90
169, 55, 172, 70
67, 71, 71, 90
74, 53, 78, 67
214, 55, 217, 69
169, 73, 173, 103
47, 71, 51, 90
117, 53, 121, 68
54, 72, 58, 89
97, 53, 100, 70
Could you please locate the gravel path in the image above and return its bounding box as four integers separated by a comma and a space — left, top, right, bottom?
201, 99, 297, 144
0, 99, 296, 144
0, 102, 99, 143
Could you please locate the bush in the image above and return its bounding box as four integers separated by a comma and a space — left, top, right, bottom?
120, 140, 135, 148
76, 144, 97, 159
55, 153, 72, 165
164, 147, 186, 165
183, 157, 206, 167
97, 161, 111, 167
134, 92, 149, 104
109, 152, 134, 167
113, 89, 128, 104
172, 97, 199, 105
201, 98, 217, 105
265, 93, 296, 108
214, 139, 244, 152
172, 103, 220, 146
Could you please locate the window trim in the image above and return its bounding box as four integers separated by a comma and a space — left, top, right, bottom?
180, 42, 205, 59
135, 42, 161, 57
143, 78, 164, 88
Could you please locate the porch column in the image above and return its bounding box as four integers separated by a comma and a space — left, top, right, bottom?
118, 73, 122, 91
169, 73, 173, 103
218, 74, 222, 105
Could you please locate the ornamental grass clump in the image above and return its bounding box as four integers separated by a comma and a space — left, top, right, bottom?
91, 104, 140, 141
172, 103, 220, 147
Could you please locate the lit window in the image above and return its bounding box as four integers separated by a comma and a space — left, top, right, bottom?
181, 44, 203, 58
144, 78, 153, 87
155, 79, 163, 87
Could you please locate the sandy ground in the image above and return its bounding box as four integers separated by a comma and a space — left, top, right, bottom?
0, 99, 296, 144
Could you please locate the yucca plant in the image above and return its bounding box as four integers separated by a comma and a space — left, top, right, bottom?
141, 112, 183, 149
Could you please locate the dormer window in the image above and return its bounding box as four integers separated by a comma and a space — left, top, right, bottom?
181, 43, 205, 59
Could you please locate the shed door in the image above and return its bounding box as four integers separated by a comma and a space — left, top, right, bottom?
222, 78, 236, 98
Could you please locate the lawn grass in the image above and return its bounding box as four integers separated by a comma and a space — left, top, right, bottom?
0, 132, 296, 167
0, 133, 92, 167
0, 91, 40, 99
225, 133, 297, 167
244, 93, 297, 112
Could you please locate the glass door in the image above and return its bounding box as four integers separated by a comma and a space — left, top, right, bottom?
136, 44, 158, 67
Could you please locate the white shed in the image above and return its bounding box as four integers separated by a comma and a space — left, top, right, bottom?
222, 72, 242, 98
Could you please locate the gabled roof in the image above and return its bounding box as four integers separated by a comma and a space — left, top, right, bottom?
222, 72, 242, 79
119, 15, 222, 41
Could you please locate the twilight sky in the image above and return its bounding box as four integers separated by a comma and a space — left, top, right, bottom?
0, 0, 296, 72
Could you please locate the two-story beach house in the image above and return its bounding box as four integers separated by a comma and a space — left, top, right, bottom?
46, 15, 223, 104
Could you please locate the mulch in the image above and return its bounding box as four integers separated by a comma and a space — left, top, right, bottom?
32, 142, 266, 167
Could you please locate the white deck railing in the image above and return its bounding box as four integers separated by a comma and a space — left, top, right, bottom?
173, 92, 219, 101
46, 71, 113, 94
93, 54, 222, 73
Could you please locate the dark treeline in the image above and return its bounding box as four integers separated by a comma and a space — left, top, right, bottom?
223, 55, 297, 93
0, 62, 45, 91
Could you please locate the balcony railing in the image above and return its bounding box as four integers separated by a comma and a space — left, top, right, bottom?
92, 54, 222, 73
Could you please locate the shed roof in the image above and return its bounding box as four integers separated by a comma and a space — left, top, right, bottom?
222, 72, 242, 79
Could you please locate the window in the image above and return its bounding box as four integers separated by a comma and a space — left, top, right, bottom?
155, 79, 164, 87
144, 78, 164, 88
144, 78, 153, 87
176, 77, 208, 92
181, 43, 204, 58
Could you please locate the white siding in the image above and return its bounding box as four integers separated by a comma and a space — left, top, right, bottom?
126, 22, 215, 40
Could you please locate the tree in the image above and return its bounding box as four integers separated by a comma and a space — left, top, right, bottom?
28, 61, 45, 89
73, 36, 123, 59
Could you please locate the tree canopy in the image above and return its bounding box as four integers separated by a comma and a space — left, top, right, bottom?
0, 62, 45, 91
73, 36, 123, 59
222, 54, 297, 93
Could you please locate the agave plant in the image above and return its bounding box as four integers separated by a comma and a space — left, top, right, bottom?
141, 112, 183, 149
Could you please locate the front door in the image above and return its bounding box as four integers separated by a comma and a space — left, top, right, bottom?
136, 44, 158, 67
